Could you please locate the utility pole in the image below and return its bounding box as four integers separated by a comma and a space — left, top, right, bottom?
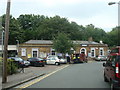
2, 0, 11, 83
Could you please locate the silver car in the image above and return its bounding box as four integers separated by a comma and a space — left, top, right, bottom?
59, 58, 67, 64
95, 56, 107, 61
46, 55, 61, 65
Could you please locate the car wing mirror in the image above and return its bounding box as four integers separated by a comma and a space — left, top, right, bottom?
111, 62, 115, 67
103, 63, 106, 67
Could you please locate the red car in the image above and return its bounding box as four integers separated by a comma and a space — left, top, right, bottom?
103, 46, 120, 90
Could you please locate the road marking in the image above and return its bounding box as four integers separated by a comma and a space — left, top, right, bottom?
19, 65, 69, 89
88, 61, 93, 63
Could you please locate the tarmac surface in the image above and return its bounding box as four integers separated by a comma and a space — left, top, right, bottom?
1, 64, 67, 90
1, 60, 94, 90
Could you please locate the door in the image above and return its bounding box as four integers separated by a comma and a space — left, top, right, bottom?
32, 48, 38, 57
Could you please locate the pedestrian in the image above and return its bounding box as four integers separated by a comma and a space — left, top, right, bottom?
67, 55, 70, 64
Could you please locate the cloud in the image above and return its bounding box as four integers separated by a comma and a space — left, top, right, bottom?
1, 0, 119, 32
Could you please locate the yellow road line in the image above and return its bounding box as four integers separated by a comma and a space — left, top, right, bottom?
19, 65, 69, 89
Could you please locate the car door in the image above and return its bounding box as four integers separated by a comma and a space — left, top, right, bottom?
50, 57, 56, 64
28, 58, 34, 65
104, 56, 112, 81
109, 56, 116, 80
46, 58, 51, 64
105, 56, 116, 81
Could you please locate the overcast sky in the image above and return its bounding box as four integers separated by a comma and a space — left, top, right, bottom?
0, 0, 120, 32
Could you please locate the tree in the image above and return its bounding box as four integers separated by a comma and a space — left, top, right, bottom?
1, 14, 118, 47
53, 33, 74, 55
107, 27, 120, 46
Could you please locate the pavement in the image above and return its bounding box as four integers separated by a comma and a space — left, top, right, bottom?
1, 64, 67, 90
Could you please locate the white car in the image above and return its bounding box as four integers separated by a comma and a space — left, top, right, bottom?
59, 58, 67, 64
46, 55, 60, 65
95, 56, 107, 61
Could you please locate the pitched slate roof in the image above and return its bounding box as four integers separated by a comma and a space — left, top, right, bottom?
73, 41, 100, 45
24, 40, 106, 45
25, 40, 53, 44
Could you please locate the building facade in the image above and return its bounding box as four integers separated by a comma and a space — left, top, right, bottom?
18, 40, 108, 60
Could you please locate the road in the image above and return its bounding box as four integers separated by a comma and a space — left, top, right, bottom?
16, 61, 110, 88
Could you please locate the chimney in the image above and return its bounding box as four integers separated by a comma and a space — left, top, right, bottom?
88, 37, 93, 41
100, 40, 103, 44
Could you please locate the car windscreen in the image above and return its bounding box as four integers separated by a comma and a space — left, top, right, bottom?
14, 58, 23, 62
38, 58, 43, 61
117, 56, 120, 62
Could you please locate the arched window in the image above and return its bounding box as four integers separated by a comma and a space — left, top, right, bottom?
81, 49, 85, 54
80, 48, 86, 55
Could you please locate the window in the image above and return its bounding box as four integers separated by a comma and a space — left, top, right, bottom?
91, 48, 95, 57
100, 50, 103, 55
99, 48, 104, 56
111, 48, 119, 53
91, 50, 94, 57
21, 48, 26, 56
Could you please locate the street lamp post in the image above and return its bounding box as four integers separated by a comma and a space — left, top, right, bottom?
16, 40, 19, 56
108, 1, 120, 46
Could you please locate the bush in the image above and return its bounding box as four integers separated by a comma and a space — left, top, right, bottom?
0, 57, 2, 76
7, 59, 18, 75
0, 58, 19, 75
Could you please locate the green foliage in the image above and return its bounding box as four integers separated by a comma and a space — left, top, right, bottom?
53, 33, 73, 54
107, 26, 120, 46
0, 14, 119, 47
0, 57, 2, 76
7, 59, 18, 75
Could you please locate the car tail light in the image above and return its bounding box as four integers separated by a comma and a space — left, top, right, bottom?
115, 62, 119, 78
20, 62, 24, 64
37, 61, 43, 63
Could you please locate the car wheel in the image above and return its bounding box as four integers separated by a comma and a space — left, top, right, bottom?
41, 64, 45, 67
110, 83, 114, 90
55, 62, 59, 66
110, 81, 117, 90
104, 74, 109, 82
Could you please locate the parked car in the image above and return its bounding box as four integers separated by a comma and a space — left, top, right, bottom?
103, 46, 120, 90
58, 56, 67, 64
59, 58, 67, 64
95, 56, 107, 61
8, 57, 30, 68
27, 57, 45, 67
46, 55, 60, 65
23, 60, 31, 67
